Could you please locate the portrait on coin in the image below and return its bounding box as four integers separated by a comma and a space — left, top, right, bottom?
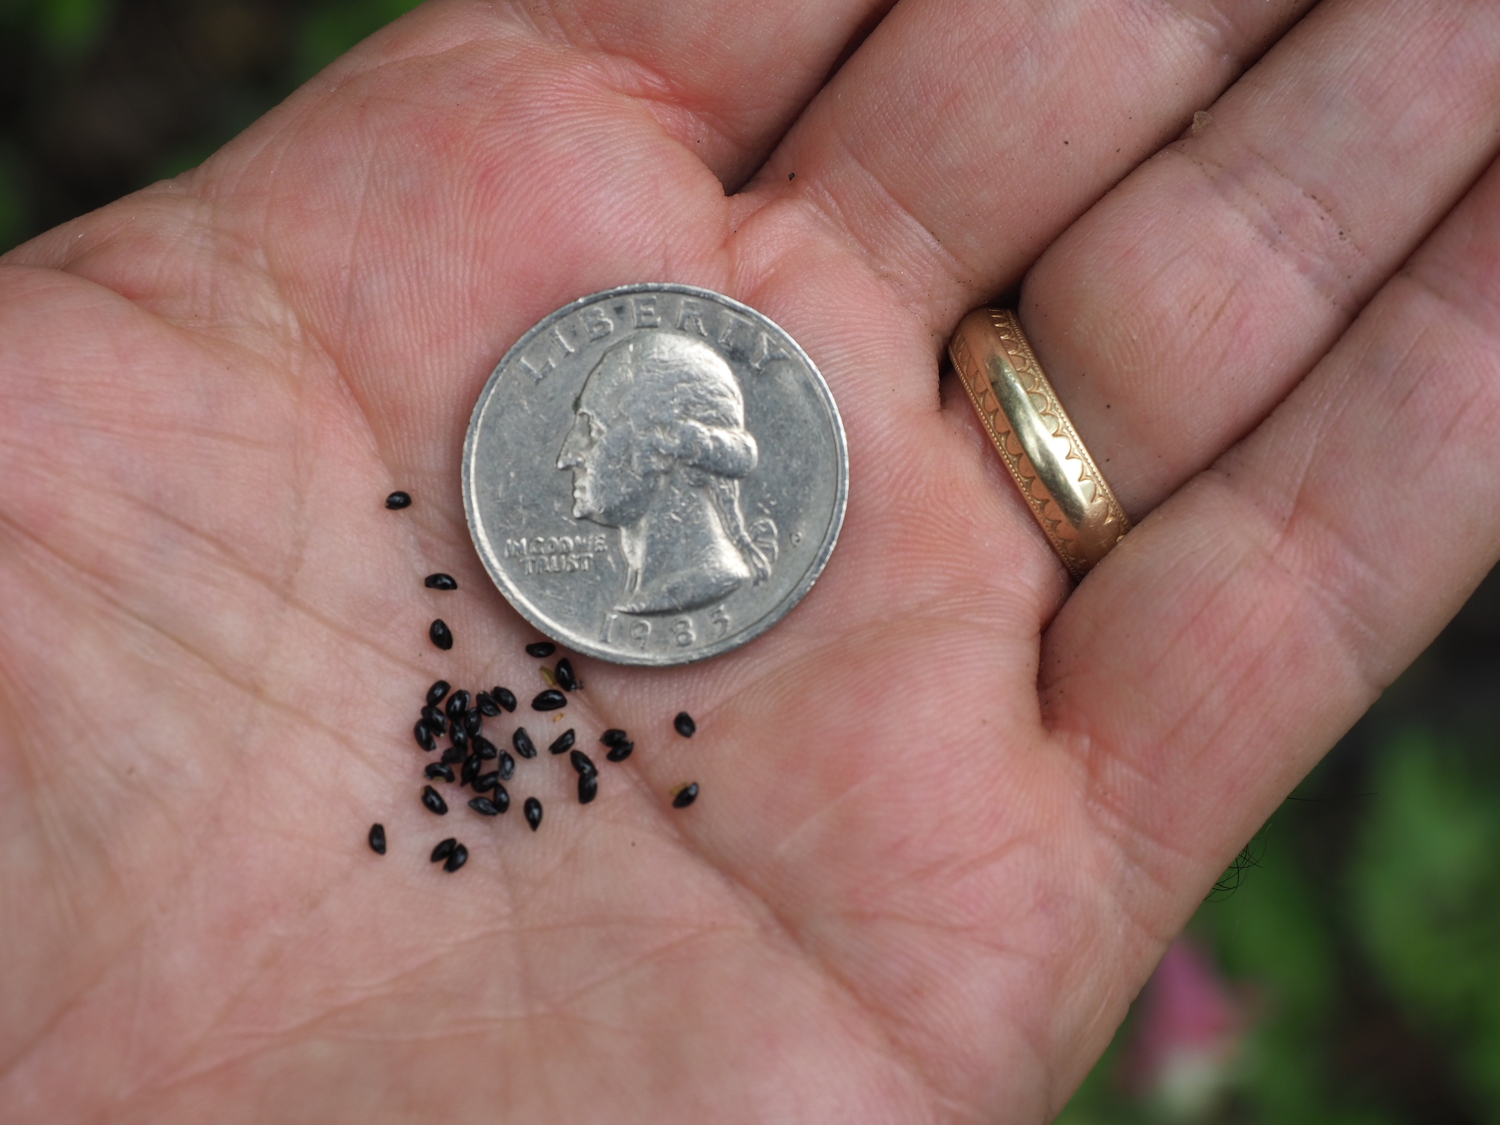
557, 331, 778, 615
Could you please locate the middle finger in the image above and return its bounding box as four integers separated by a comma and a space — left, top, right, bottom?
1021, 0, 1500, 514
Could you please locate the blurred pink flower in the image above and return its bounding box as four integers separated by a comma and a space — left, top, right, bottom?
1119, 935, 1245, 1120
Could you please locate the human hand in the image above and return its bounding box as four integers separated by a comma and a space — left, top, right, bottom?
3, 0, 1498, 1121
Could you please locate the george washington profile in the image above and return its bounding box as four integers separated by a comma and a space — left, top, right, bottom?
557, 332, 777, 614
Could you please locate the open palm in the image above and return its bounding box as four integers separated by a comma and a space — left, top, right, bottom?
5, 0, 1500, 1121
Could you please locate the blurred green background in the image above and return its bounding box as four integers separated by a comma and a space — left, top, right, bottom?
0, 0, 423, 251
3, 2, 1499, 1119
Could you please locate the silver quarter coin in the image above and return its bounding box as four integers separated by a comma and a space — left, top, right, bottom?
463, 283, 848, 666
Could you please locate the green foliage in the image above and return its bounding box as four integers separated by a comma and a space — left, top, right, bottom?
0, 142, 28, 250
1204, 834, 1337, 1123
1059, 720, 1500, 1123
0, 0, 115, 57
1350, 730, 1500, 1114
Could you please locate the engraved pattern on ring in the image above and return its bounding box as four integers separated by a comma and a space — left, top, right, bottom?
948, 309, 1130, 581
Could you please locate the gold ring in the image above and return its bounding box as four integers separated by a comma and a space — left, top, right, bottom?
947, 308, 1130, 581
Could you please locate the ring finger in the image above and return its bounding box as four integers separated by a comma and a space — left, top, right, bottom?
778, 0, 1500, 542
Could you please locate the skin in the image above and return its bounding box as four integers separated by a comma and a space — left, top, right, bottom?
2, 0, 1500, 1121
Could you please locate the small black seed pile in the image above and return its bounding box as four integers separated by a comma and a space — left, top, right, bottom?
368, 490, 704, 869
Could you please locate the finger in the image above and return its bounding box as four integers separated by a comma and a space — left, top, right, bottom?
523, 0, 897, 187
1042, 147, 1500, 946
760, 0, 1314, 335
1020, 0, 1500, 514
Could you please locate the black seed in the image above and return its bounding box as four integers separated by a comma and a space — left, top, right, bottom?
425, 573, 458, 590
472, 734, 497, 760
468, 796, 500, 816
368, 823, 386, 854
425, 762, 456, 782
569, 749, 597, 777
441, 744, 464, 765
513, 728, 537, 759
493, 687, 517, 713
578, 771, 598, 804
605, 740, 634, 763
554, 658, 579, 691
498, 751, 515, 781
532, 689, 567, 711
426, 679, 451, 706
422, 785, 448, 815
460, 753, 480, 787
476, 692, 500, 717
673, 712, 696, 738
443, 843, 468, 872
385, 490, 411, 509
524, 797, 543, 831
450, 725, 468, 751
600, 729, 628, 747
474, 771, 499, 793
525, 642, 556, 658
420, 705, 447, 735
430, 837, 457, 863
414, 720, 435, 752
492, 784, 510, 813
429, 619, 453, 650
672, 783, 699, 808
464, 709, 482, 736
548, 728, 576, 755
445, 690, 471, 721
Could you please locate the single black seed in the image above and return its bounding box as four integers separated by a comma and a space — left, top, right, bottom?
414, 720, 436, 752
549, 728, 576, 755
368, 823, 387, 854
513, 728, 537, 759
385, 490, 411, 509
672, 783, 699, 809
492, 785, 510, 813
422, 785, 449, 815
525, 642, 556, 658
570, 749, 597, 777
430, 619, 454, 650
464, 709, 483, 736
426, 679, 451, 706
524, 797, 543, 831
445, 690, 471, 721
605, 740, 634, 763
468, 796, 501, 817
476, 692, 500, 717
430, 837, 457, 862
474, 771, 499, 793
425, 762, 456, 782
554, 658, 579, 691
532, 689, 567, 711
450, 725, 469, 751
600, 728, 628, 747
460, 754, 481, 787
498, 751, 515, 781
443, 843, 469, 872
472, 734, 498, 760
673, 712, 696, 738
493, 687, 517, 712
441, 744, 465, 765
424, 573, 458, 590
578, 771, 598, 805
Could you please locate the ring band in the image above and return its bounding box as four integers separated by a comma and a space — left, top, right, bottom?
948, 308, 1130, 581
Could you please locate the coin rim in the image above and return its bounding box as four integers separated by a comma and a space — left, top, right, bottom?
462, 282, 849, 667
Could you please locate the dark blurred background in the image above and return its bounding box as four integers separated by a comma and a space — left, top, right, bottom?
0, 0, 420, 249
4, 2, 1499, 1120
